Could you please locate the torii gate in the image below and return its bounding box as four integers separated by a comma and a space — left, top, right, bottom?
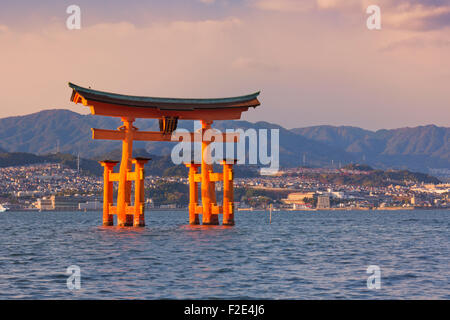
69, 83, 261, 227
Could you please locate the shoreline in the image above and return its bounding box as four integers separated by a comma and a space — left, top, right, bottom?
238, 207, 449, 212
2, 207, 448, 213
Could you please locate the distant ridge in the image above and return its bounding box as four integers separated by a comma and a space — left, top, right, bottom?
0, 152, 102, 176
292, 124, 449, 159
292, 125, 449, 173
0, 109, 448, 175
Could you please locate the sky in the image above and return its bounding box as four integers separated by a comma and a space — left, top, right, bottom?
0, 0, 449, 130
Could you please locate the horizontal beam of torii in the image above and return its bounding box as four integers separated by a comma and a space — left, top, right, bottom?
92, 127, 240, 143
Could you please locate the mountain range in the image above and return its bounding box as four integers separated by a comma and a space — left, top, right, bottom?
0, 109, 448, 176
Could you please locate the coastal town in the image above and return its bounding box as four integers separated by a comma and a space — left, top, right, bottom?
0, 163, 448, 212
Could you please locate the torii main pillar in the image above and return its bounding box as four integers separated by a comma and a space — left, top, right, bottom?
116, 117, 134, 226
200, 120, 219, 225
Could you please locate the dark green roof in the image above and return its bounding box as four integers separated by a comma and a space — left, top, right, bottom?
69, 83, 260, 109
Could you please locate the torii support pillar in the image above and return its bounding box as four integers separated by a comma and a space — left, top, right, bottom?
100, 160, 119, 226
222, 160, 236, 226
185, 162, 200, 225
133, 158, 150, 227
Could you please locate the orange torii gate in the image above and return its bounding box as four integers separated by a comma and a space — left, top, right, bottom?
69, 83, 261, 227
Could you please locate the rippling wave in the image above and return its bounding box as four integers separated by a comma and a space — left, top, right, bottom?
0, 209, 448, 299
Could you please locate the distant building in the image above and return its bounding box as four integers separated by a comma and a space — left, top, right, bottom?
36, 197, 54, 211
36, 196, 79, 211
331, 191, 345, 199
15, 191, 43, 198
292, 203, 310, 210
317, 195, 330, 209
79, 201, 102, 211
282, 192, 315, 205
326, 189, 345, 199
53, 196, 79, 211
159, 204, 177, 209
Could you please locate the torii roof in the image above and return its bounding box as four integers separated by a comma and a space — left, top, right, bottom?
69, 83, 261, 120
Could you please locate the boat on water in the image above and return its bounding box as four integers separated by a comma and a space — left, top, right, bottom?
0, 204, 9, 212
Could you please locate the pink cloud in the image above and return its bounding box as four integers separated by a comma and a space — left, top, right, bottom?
385, 3, 450, 30
0, 7, 448, 129
250, 0, 314, 12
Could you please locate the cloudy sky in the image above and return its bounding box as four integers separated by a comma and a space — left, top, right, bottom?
0, 0, 449, 130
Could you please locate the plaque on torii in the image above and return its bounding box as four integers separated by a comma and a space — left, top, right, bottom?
69, 83, 261, 227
